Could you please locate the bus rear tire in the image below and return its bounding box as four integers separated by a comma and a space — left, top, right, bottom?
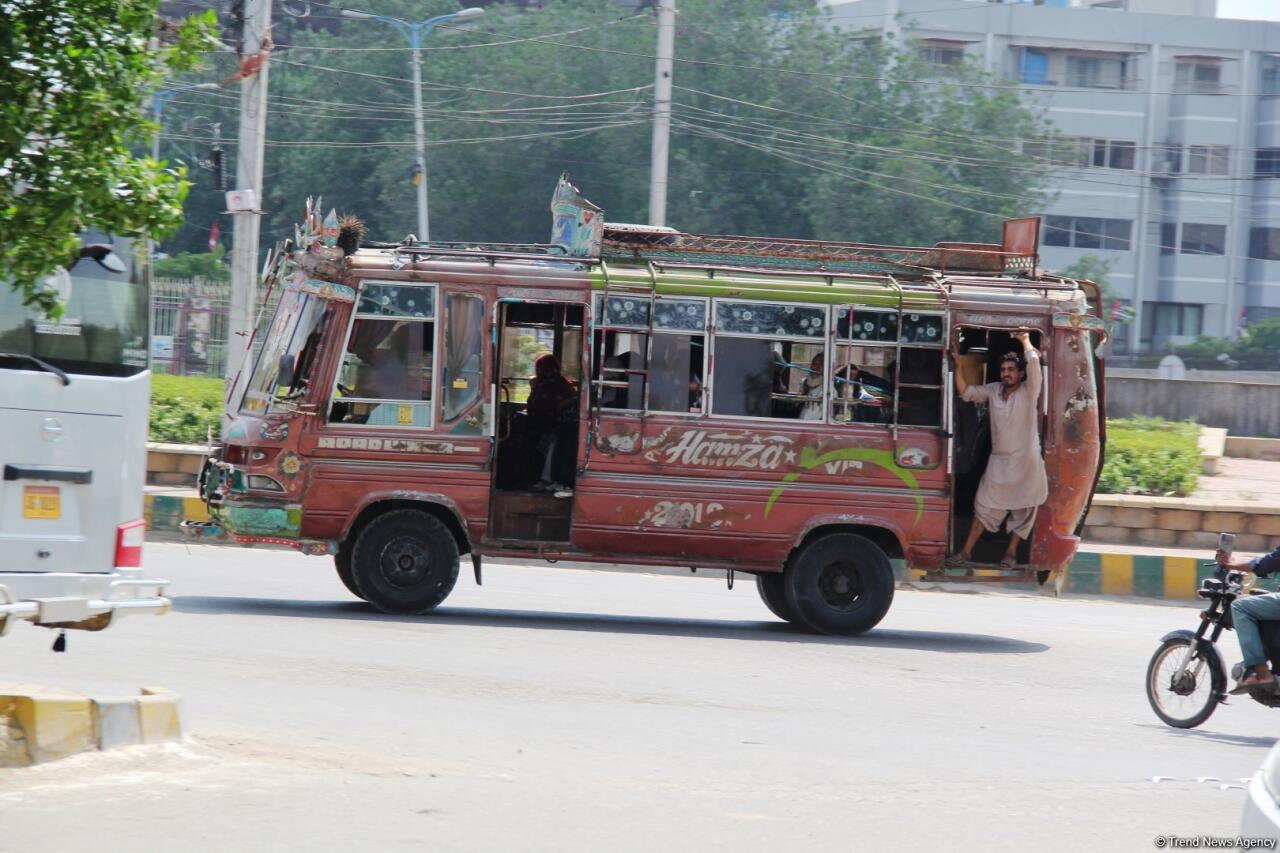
784, 533, 894, 636
334, 540, 363, 600
351, 509, 460, 615
755, 572, 802, 625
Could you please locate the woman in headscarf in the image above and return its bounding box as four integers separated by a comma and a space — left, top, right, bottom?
526, 353, 578, 496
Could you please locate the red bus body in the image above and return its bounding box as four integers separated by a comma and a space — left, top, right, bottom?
196, 187, 1105, 634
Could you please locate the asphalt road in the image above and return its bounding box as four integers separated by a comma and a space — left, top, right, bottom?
1, 541, 1276, 853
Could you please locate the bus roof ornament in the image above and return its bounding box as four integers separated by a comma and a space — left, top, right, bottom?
549, 172, 603, 259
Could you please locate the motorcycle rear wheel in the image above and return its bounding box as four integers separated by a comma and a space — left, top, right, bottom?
1146, 637, 1223, 729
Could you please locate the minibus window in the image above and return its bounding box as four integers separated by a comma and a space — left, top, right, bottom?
711, 301, 825, 420
442, 294, 484, 422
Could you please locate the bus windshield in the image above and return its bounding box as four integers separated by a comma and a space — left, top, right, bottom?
239, 289, 332, 416
0, 245, 147, 378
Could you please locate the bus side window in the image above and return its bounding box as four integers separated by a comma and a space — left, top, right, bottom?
592, 294, 648, 411
831, 343, 893, 424
895, 313, 946, 428
329, 283, 436, 428
442, 293, 484, 423
710, 300, 826, 420
649, 297, 706, 414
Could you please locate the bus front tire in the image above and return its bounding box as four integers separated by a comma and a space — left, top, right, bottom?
784, 533, 894, 636
755, 572, 802, 625
351, 509, 460, 615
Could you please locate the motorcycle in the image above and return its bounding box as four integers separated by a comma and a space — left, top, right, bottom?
1146, 551, 1280, 729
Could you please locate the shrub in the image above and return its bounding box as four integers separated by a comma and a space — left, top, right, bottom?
1097, 417, 1200, 497
150, 373, 224, 444
153, 247, 230, 281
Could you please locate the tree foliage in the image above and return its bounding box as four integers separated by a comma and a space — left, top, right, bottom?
153, 246, 230, 281
1170, 317, 1280, 370
1, 0, 217, 315
161, 0, 1056, 257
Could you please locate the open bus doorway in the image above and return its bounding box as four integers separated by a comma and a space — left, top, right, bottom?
488, 301, 584, 544
950, 327, 1045, 568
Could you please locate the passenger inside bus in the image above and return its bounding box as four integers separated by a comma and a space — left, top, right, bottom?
330, 322, 433, 426
525, 353, 578, 496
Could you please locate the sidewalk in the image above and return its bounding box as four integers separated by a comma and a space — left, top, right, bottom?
1191, 456, 1280, 505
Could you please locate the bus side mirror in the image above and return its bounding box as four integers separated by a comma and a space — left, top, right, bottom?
276, 354, 296, 389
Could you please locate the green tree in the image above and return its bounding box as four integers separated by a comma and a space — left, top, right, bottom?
1169, 317, 1280, 370
162, 0, 1057, 255
153, 246, 230, 281
1, 0, 217, 315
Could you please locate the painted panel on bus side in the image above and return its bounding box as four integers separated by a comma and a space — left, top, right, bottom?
594, 421, 943, 489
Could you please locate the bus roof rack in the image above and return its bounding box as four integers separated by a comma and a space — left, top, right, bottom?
598, 224, 1037, 278
355, 240, 593, 267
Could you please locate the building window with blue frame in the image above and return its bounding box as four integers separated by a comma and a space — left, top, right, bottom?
1020, 49, 1048, 85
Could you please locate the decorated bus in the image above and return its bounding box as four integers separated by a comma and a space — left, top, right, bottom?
194, 177, 1106, 636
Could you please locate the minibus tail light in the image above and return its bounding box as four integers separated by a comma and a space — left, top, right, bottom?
115, 519, 146, 568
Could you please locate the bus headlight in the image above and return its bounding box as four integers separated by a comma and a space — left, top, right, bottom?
246, 475, 286, 492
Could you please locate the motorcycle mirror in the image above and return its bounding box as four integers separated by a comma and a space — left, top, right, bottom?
1219, 532, 1236, 559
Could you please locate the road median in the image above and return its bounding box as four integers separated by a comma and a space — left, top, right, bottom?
0, 684, 182, 767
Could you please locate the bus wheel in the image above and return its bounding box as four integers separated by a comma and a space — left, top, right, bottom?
784, 533, 894, 636
351, 509, 460, 615
334, 540, 363, 600
755, 572, 801, 625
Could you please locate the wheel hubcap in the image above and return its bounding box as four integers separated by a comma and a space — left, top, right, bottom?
380, 537, 431, 588
1169, 670, 1197, 696
817, 561, 863, 611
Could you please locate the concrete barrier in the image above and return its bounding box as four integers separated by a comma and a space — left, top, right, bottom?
144, 493, 210, 531
1226, 436, 1280, 461
1083, 494, 1280, 551
0, 685, 181, 767
146, 442, 205, 487
1199, 427, 1228, 475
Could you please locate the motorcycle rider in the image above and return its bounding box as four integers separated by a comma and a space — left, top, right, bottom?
1216, 543, 1280, 693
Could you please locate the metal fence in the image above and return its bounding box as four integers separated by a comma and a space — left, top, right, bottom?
150, 277, 231, 377
149, 277, 284, 378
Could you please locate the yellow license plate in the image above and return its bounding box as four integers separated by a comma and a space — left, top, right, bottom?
23, 486, 60, 520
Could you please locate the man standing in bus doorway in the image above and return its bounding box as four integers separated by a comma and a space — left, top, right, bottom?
948, 331, 1047, 568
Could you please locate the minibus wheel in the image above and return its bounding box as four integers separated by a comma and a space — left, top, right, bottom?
334, 540, 362, 599
755, 572, 801, 625
351, 509, 460, 614
784, 533, 894, 636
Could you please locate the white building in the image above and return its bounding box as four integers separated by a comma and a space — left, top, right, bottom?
825, 0, 1280, 353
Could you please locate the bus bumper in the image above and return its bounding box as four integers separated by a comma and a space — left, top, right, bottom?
0, 572, 171, 634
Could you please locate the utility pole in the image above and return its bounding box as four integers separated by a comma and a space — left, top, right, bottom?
409, 41, 429, 240
227, 0, 272, 394
648, 1, 675, 227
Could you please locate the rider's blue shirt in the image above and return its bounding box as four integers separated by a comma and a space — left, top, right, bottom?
1250, 546, 1280, 577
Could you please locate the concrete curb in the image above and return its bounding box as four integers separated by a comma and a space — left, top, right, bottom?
144, 493, 209, 531
0, 685, 182, 767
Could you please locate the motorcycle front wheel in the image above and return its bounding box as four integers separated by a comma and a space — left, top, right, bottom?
1146, 636, 1223, 729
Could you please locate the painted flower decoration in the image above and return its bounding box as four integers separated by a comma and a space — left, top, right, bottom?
280, 452, 303, 477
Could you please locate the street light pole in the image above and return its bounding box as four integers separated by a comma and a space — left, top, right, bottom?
341, 6, 484, 242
